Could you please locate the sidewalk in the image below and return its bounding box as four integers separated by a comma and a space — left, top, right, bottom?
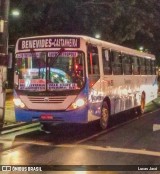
3, 89, 40, 132
2, 89, 30, 131
4, 89, 15, 125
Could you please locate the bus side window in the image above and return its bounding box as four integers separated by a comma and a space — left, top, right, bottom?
87, 45, 100, 75
140, 57, 146, 75
122, 54, 132, 75
146, 59, 151, 75
112, 51, 123, 75
102, 49, 112, 75
132, 56, 140, 75
151, 60, 156, 75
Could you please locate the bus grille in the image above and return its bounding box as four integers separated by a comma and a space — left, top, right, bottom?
28, 96, 67, 104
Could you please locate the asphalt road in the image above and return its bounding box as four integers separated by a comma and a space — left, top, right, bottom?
0, 107, 160, 174
1, 92, 160, 173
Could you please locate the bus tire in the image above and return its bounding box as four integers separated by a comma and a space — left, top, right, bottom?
140, 91, 146, 114
100, 101, 110, 129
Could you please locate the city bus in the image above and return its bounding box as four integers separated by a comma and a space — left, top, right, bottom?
13, 35, 158, 130
0, 54, 8, 130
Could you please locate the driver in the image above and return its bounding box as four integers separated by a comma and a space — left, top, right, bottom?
71, 72, 83, 88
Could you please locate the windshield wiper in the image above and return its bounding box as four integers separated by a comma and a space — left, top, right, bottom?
49, 48, 65, 66
47, 48, 65, 82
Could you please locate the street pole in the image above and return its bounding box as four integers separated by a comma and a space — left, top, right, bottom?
0, 0, 10, 130
0, 0, 10, 55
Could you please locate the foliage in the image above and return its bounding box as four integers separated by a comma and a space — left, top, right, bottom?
9, 0, 160, 63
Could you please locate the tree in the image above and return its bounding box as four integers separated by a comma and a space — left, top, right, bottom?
9, 0, 160, 63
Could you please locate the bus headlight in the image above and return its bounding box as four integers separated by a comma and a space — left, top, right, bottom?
74, 98, 85, 107
13, 98, 26, 108
67, 98, 87, 110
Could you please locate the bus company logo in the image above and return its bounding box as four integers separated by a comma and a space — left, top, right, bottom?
44, 97, 49, 102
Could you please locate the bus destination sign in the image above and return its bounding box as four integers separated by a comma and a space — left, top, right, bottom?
18, 37, 80, 50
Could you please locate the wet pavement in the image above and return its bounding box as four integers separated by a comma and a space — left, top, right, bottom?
2, 89, 34, 132
0, 90, 160, 174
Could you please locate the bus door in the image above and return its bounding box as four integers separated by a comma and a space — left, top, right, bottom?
87, 44, 100, 87
87, 44, 101, 117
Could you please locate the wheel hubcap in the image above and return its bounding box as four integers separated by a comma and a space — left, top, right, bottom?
100, 104, 109, 128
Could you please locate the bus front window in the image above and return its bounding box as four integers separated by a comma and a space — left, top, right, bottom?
47, 51, 85, 91
15, 52, 47, 91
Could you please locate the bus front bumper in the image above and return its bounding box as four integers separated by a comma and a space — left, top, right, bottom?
15, 106, 88, 124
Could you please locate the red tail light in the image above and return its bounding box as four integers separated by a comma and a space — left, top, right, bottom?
40, 115, 53, 120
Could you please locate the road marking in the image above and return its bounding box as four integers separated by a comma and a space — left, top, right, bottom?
3, 140, 160, 158
75, 116, 140, 144
153, 124, 160, 131
55, 144, 160, 157
75, 108, 160, 144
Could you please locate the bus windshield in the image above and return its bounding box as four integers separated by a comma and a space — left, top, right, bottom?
15, 51, 85, 92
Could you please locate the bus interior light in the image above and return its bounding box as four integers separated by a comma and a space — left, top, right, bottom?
75, 64, 79, 70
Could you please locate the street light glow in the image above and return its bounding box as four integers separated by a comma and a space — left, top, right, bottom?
11, 10, 20, 16
95, 33, 101, 39
139, 46, 144, 52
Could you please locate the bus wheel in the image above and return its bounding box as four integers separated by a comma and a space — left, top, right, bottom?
100, 101, 109, 129
140, 92, 145, 114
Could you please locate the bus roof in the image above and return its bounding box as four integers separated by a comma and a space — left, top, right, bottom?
16, 35, 155, 60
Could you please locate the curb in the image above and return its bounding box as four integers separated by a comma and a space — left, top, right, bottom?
2, 122, 32, 131
0, 121, 40, 135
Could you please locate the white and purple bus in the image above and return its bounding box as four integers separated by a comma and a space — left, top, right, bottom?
13, 35, 158, 130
